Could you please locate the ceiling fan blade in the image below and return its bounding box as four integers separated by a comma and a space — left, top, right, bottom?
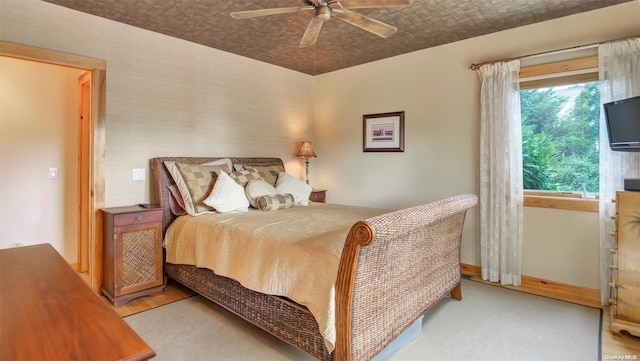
337, 0, 412, 9
332, 9, 397, 38
299, 16, 325, 47
231, 7, 308, 19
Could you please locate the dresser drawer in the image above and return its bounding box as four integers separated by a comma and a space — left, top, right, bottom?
113, 210, 162, 226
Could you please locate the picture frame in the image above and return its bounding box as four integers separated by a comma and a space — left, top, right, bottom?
363, 111, 405, 152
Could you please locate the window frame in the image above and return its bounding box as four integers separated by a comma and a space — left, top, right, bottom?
520, 56, 599, 212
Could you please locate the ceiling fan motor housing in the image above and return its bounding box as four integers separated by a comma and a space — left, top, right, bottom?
316, 5, 331, 21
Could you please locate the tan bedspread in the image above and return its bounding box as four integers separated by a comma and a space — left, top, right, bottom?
164, 202, 387, 352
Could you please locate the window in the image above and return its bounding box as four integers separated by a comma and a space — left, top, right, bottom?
519, 56, 599, 211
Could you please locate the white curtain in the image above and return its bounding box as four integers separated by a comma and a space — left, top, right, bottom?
598, 38, 640, 304
478, 60, 524, 286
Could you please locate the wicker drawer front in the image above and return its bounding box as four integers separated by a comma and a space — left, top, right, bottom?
120, 227, 161, 293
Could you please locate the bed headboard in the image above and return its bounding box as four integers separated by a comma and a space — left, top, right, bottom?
150, 157, 285, 234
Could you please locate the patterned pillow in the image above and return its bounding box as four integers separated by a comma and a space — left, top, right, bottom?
229, 169, 269, 187
204, 158, 233, 172
165, 161, 231, 215
257, 193, 295, 211
244, 165, 285, 187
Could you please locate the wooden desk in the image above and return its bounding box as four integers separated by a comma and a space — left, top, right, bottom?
0, 244, 155, 361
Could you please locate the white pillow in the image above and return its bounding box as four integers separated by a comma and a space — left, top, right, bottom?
275, 172, 312, 206
203, 171, 249, 213
244, 179, 279, 208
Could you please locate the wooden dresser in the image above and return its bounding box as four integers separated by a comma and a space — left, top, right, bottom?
609, 191, 640, 337
0, 243, 155, 361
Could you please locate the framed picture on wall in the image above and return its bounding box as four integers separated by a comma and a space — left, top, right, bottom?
363, 111, 405, 152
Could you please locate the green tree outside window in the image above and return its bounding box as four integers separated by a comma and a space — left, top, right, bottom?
520, 82, 600, 193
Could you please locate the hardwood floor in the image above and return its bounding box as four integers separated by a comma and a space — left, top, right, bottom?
111, 279, 196, 317
76, 271, 195, 317
79, 270, 640, 358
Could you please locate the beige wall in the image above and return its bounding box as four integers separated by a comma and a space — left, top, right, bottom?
313, 2, 640, 289
523, 208, 600, 286
0, 56, 84, 262
0, 0, 313, 262
0, 0, 314, 210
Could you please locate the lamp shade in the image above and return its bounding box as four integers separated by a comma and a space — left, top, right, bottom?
296, 140, 317, 158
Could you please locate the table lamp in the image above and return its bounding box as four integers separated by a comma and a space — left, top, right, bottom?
295, 140, 317, 184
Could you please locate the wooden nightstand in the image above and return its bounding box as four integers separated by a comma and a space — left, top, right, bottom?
101, 205, 165, 306
310, 189, 327, 203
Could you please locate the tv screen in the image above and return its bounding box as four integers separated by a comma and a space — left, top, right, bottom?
604, 95, 640, 152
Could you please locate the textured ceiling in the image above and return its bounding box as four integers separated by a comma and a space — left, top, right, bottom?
42, 0, 631, 75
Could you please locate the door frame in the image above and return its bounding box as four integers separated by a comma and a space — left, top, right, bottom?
78, 71, 92, 273
0, 41, 106, 292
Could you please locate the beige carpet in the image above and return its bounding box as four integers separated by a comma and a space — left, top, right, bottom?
124, 279, 601, 361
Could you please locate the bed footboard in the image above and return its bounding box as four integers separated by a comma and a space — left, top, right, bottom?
335, 193, 478, 361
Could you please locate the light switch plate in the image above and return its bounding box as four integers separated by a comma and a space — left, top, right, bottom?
133, 168, 145, 181
49, 167, 58, 179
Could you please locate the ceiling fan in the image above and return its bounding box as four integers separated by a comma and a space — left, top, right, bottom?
231, 0, 412, 48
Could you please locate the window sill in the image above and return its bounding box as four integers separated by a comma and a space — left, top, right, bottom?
524, 191, 599, 212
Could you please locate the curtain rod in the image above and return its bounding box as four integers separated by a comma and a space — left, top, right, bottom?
468, 35, 639, 70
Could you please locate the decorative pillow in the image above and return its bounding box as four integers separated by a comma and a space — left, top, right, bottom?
244, 165, 285, 186
257, 193, 295, 211
229, 169, 269, 188
167, 184, 187, 216
164, 161, 232, 215
203, 171, 249, 213
203, 158, 233, 172
275, 172, 312, 206
166, 158, 231, 182
244, 179, 279, 208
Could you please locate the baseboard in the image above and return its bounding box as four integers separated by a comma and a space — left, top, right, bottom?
461, 263, 601, 309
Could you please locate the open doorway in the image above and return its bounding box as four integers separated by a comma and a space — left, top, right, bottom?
0, 41, 106, 292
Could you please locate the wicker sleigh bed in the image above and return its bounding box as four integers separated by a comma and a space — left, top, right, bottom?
150, 156, 477, 361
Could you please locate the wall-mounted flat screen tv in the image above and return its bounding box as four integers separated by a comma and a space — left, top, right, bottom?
604, 95, 640, 152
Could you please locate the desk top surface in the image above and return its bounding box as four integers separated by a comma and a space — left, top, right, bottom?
0, 243, 155, 361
